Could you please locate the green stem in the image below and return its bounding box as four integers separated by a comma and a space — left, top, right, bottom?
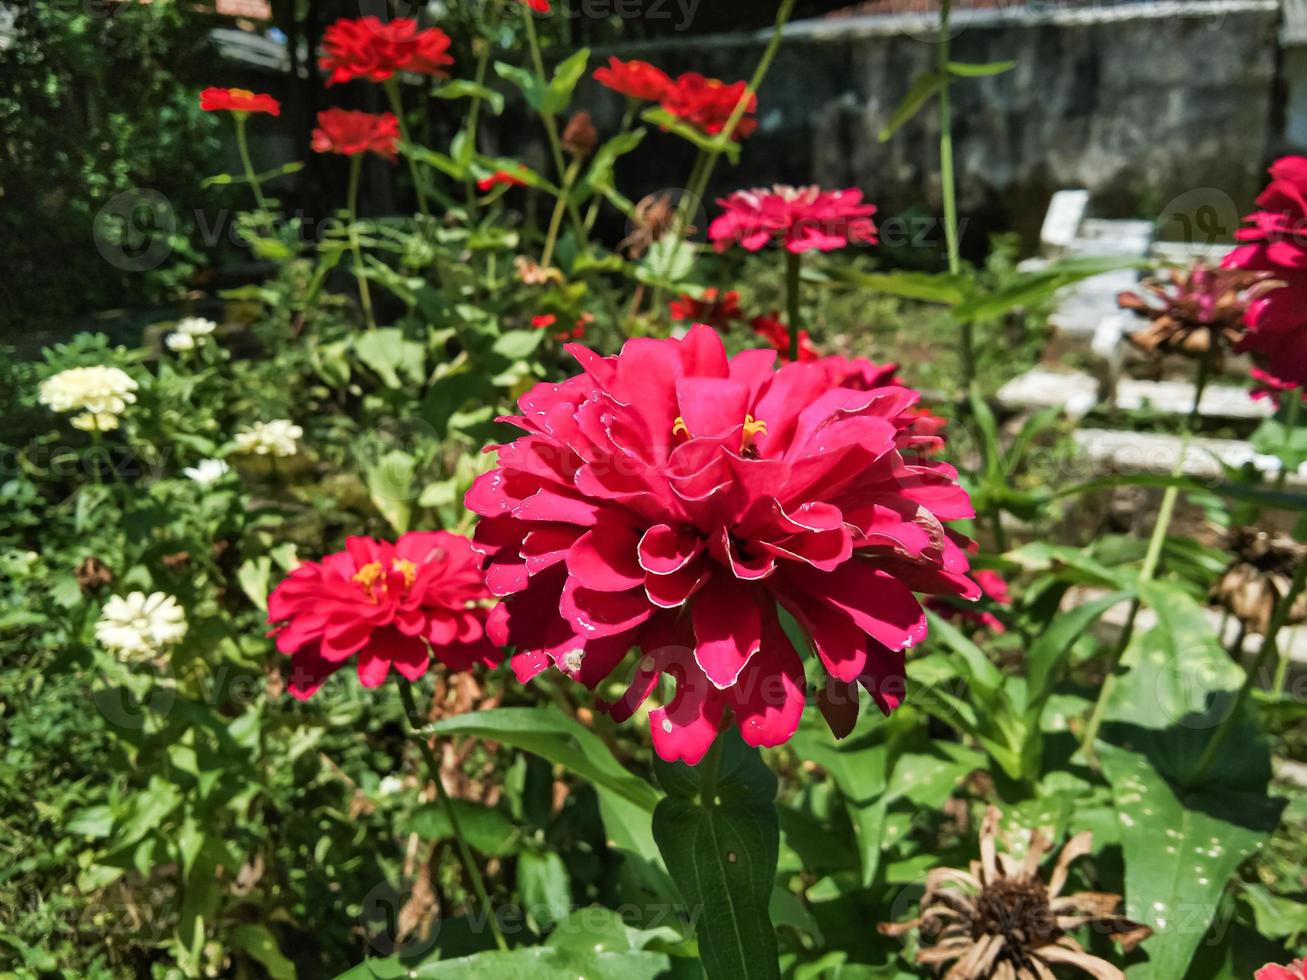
1277, 388, 1302, 491
233, 115, 271, 235
585, 100, 638, 231
384, 79, 431, 218
698, 730, 725, 805
1192, 557, 1307, 782
1189, 351, 1214, 431
785, 251, 803, 361
541, 158, 582, 269
1080, 438, 1188, 757
462, 3, 502, 215
935, 0, 973, 393
521, 6, 588, 245
398, 681, 509, 952
347, 155, 377, 331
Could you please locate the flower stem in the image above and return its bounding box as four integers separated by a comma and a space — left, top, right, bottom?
233, 115, 271, 236
384, 78, 431, 218
785, 250, 803, 361
462, 2, 502, 216
346, 155, 377, 332
1276, 388, 1302, 491
934, 0, 974, 393
698, 729, 725, 806
541, 158, 581, 269
1192, 556, 1307, 783
520, 6, 588, 244
398, 680, 509, 952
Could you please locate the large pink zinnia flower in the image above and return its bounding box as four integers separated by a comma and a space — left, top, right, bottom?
466, 326, 979, 764
1257, 961, 1307, 980
1224, 155, 1307, 391
268, 532, 498, 699
710, 185, 879, 254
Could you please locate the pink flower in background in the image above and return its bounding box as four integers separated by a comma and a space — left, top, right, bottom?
319, 17, 454, 85
467, 325, 979, 764
1256, 961, 1307, 980
268, 532, 498, 698
710, 185, 878, 254
929, 568, 1011, 633
820, 355, 948, 455
1224, 155, 1307, 392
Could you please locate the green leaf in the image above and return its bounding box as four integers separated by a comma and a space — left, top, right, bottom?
336, 947, 671, 979
952, 254, 1148, 322
352, 328, 425, 389
544, 48, 591, 115
653, 731, 780, 980
877, 71, 946, 142
365, 450, 417, 535
236, 556, 273, 612
491, 329, 546, 361
639, 107, 742, 164
945, 59, 1016, 77
229, 924, 296, 980
923, 611, 1004, 691
493, 61, 544, 112
577, 128, 646, 200
428, 707, 661, 856
403, 800, 519, 857
1099, 583, 1285, 978
519, 849, 572, 930
401, 142, 466, 181
1251, 418, 1307, 470
434, 79, 505, 115
826, 267, 967, 305
1026, 590, 1131, 708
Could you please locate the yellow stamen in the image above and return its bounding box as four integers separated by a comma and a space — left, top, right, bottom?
672, 416, 690, 439
741, 414, 768, 452
229, 88, 255, 99
392, 558, 417, 588
352, 561, 384, 588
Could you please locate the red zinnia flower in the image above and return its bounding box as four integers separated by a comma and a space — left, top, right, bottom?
200, 87, 281, 116
478, 169, 529, 192
660, 73, 757, 140
749, 312, 819, 363
710, 185, 878, 254
1224, 155, 1307, 392
519, 0, 550, 11
466, 325, 980, 764
668, 289, 743, 331
311, 109, 401, 161
267, 532, 499, 699
319, 17, 454, 85
593, 57, 672, 102
1257, 961, 1307, 980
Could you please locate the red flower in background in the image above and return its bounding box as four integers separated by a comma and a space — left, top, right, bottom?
200, 87, 281, 116
1257, 961, 1307, 980
467, 325, 979, 764
319, 17, 453, 85
268, 532, 499, 699
710, 185, 879, 254
749, 312, 818, 363
311, 109, 401, 161
669, 289, 743, 331
520, 0, 550, 11
1224, 155, 1307, 392
594, 57, 672, 102
929, 568, 1011, 633
478, 169, 529, 192
660, 73, 757, 139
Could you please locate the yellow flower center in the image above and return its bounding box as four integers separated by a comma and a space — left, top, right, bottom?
670, 415, 767, 454
352, 559, 418, 601
228, 88, 255, 100
392, 558, 417, 588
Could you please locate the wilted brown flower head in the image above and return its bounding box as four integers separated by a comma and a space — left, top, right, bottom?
1117, 262, 1272, 358
513, 255, 564, 286
561, 111, 598, 160
880, 806, 1151, 979
619, 192, 684, 258
75, 556, 114, 593
1211, 527, 1307, 636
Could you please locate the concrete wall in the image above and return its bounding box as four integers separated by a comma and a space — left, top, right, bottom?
583, 0, 1280, 251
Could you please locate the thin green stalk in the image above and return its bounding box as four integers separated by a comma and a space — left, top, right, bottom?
520, 6, 588, 243
233, 115, 271, 235
935, 0, 973, 394
1189, 351, 1214, 431
384, 78, 431, 217
346, 155, 377, 331
1193, 557, 1307, 782
1277, 388, 1302, 491
698, 730, 725, 804
541, 158, 582, 269
585, 100, 638, 230
785, 250, 803, 362
398, 681, 509, 952
462, 2, 503, 214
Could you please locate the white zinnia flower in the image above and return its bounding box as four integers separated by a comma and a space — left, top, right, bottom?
183, 459, 231, 486
174, 317, 217, 338
234, 419, 303, 458
38, 366, 138, 430
166, 332, 197, 352
95, 591, 187, 660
